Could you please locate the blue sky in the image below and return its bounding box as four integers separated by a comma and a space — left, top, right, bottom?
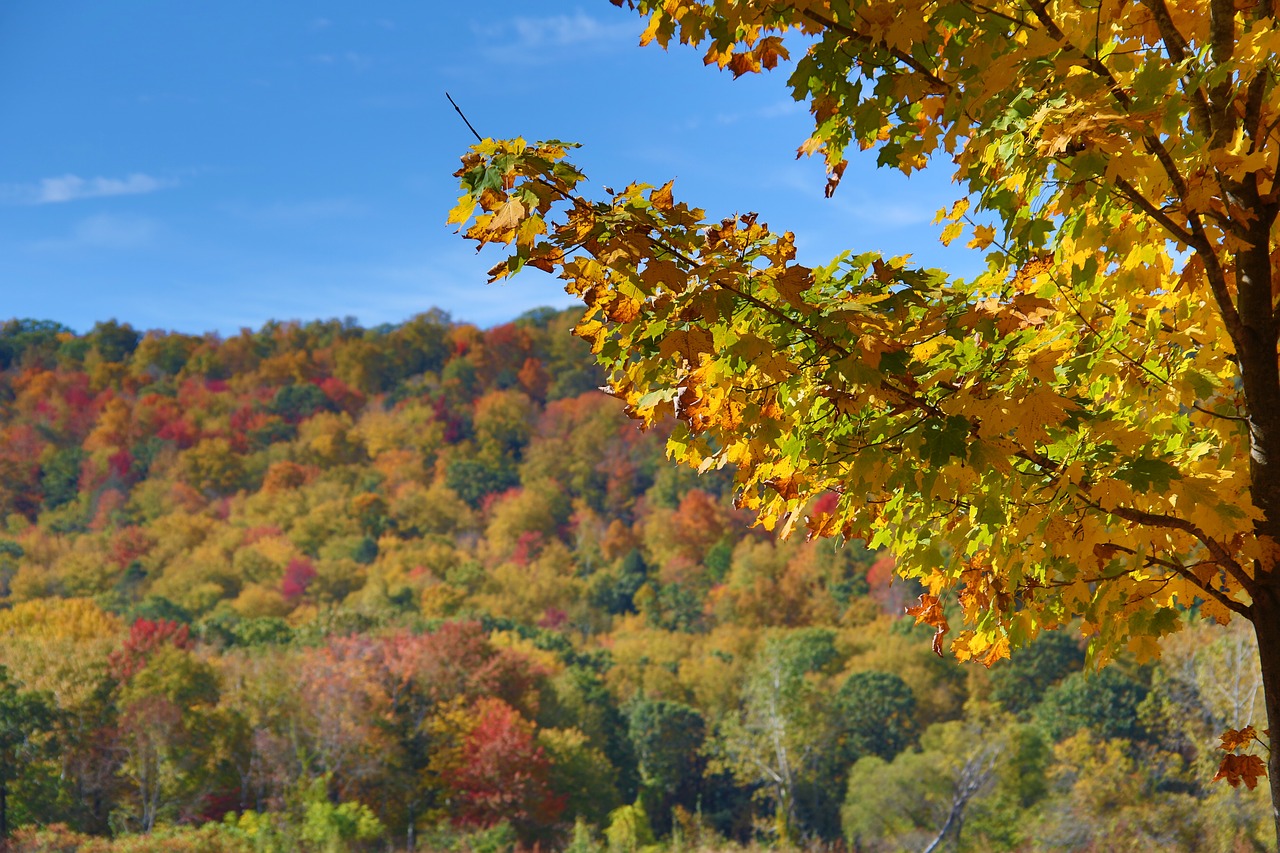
1, 2, 978, 335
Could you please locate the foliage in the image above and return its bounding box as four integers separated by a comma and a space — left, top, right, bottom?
0, 666, 55, 837
1035, 667, 1150, 743
833, 670, 918, 764
0, 300, 1271, 847
451, 0, 1280, 831
988, 631, 1086, 718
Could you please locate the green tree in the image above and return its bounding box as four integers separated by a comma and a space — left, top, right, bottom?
1035, 667, 1150, 744
451, 0, 1280, 830
116, 645, 221, 831
0, 666, 54, 839
834, 670, 918, 765
711, 634, 842, 840
988, 631, 1085, 718
87, 319, 140, 364
627, 699, 705, 836
841, 719, 1004, 853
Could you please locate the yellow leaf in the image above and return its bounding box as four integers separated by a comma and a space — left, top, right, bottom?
447, 195, 477, 227
967, 224, 997, 250
940, 220, 964, 246
659, 327, 715, 363
773, 265, 813, 308
487, 196, 526, 234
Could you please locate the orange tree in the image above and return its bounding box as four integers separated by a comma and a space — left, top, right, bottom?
450, 0, 1280, 834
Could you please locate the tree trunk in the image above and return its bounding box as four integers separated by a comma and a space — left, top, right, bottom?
921, 805, 958, 853
1251, 585, 1280, 848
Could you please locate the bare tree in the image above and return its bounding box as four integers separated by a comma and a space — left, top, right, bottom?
921, 742, 1001, 853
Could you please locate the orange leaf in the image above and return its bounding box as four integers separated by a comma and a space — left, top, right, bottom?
1213, 753, 1267, 790
1219, 726, 1260, 751
650, 180, 675, 212
774, 265, 813, 308
659, 328, 714, 363
905, 593, 950, 657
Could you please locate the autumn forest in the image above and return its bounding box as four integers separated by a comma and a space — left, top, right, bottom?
0, 310, 1268, 852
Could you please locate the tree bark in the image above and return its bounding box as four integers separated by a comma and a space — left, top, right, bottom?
1251, 585, 1280, 847
1233, 163, 1280, 851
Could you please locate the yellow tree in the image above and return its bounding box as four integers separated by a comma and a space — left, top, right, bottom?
451, 0, 1280, 835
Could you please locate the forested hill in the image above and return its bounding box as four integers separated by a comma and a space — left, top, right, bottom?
0, 309, 1271, 851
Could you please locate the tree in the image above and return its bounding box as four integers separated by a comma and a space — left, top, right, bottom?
116, 645, 220, 831
627, 699, 705, 837
0, 666, 54, 840
833, 671, 918, 766
1034, 666, 1150, 743
988, 631, 1085, 718
451, 0, 1280, 834
712, 634, 838, 840
429, 697, 564, 842
841, 718, 1011, 853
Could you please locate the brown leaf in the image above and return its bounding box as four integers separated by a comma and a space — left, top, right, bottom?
871, 258, 900, 283
1219, 726, 1260, 752
825, 160, 848, 198
756, 36, 787, 70
641, 259, 687, 292
1092, 542, 1123, 567
905, 593, 950, 657
1213, 753, 1267, 790
774, 265, 813, 308
487, 196, 526, 234
765, 476, 800, 500
659, 327, 715, 363
650, 180, 675, 213
728, 51, 759, 78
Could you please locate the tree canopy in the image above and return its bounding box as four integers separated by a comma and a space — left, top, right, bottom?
450, 0, 1280, 829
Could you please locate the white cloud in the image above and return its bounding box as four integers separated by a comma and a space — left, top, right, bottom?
676, 99, 807, 130
511, 12, 632, 47
33, 214, 159, 250
479, 11, 638, 64
3, 173, 175, 205
310, 51, 373, 70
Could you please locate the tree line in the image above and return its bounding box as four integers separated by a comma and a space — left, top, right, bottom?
0, 310, 1270, 851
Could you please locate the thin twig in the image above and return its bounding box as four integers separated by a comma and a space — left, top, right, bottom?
445, 92, 483, 142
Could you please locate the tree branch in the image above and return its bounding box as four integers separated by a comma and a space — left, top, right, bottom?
798, 8, 950, 95
445, 92, 483, 143
1076, 492, 1255, 595
1140, 0, 1215, 135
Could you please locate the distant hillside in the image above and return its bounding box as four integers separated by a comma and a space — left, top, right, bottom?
0, 308, 1269, 852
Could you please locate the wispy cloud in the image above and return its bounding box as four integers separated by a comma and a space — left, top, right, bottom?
309, 17, 332, 30
478, 11, 638, 64
3, 173, 175, 205
310, 51, 374, 70
678, 99, 805, 131
33, 214, 159, 250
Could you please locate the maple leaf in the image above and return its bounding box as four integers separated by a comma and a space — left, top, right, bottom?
905, 593, 950, 657
650, 180, 675, 212
659, 327, 715, 364
1214, 753, 1268, 791
1219, 726, 1261, 752
773, 265, 812, 308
